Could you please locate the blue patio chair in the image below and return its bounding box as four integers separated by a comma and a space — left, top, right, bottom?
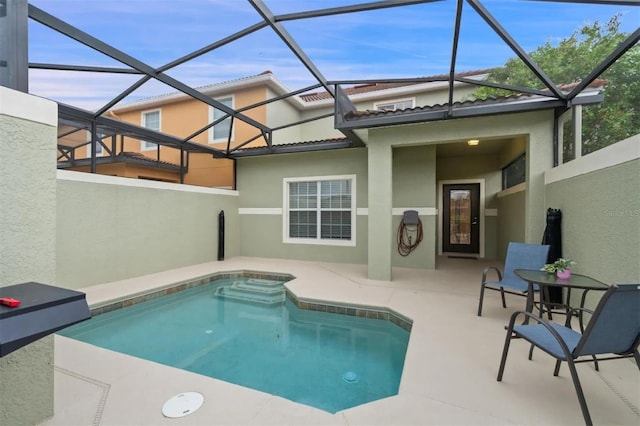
477, 242, 549, 316
497, 284, 640, 426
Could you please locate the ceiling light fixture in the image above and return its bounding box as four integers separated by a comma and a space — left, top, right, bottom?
467, 139, 479, 146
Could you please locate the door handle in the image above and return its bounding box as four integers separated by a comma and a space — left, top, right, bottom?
472, 217, 478, 225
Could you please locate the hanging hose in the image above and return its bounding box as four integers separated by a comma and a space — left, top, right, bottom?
397, 217, 423, 256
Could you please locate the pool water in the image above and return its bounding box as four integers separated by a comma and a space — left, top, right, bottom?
59, 277, 410, 413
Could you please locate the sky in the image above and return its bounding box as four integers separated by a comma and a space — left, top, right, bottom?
25, 0, 639, 111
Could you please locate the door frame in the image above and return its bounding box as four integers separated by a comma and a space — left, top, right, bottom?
438, 179, 485, 258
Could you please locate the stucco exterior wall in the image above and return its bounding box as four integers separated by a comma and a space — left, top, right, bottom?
496, 186, 526, 261
545, 138, 640, 285
266, 87, 302, 144
56, 171, 239, 288
236, 149, 369, 264
0, 88, 57, 426
392, 145, 437, 268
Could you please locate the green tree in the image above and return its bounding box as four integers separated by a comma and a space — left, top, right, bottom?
473, 15, 639, 157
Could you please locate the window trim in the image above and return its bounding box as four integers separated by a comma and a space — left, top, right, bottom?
208, 95, 234, 143
282, 174, 356, 247
374, 97, 415, 111
86, 132, 104, 157
141, 109, 161, 151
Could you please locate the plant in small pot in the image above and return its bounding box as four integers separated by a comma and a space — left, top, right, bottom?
542, 258, 576, 279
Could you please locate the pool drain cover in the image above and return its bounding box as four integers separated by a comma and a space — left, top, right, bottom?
343, 371, 359, 383
161, 392, 204, 418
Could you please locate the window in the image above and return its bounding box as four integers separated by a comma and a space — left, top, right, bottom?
284, 175, 356, 246
209, 96, 234, 142
141, 109, 160, 151
502, 154, 526, 190
375, 98, 414, 111
86, 132, 104, 157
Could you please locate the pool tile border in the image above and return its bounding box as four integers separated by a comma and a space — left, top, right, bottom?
90, 270, 412, 332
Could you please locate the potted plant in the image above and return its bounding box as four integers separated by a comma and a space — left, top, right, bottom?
542, 258, 576, 279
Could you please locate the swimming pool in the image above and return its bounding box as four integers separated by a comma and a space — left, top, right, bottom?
59, 274, 411, 413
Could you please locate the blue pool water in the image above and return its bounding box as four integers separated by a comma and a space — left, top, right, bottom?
59, 277, 410, 413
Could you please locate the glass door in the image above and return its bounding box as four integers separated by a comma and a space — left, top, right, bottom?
442, 183, 480, 254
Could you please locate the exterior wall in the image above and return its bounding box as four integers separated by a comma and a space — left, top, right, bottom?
236, 149, 369, 264
266, 87, 301, 144
56, 171, 239, 288
183, 154, 234, 188
544, 136, 640, 285
0, 88, 57, 425
392, 145, 437, 268
92, 85, 269, 188
496, 185, 526, 261
298, 105, 342, 141
369, 110, 554, 278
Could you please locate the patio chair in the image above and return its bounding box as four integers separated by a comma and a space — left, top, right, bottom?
477, 242, 549, 316
497, 284, 640, 426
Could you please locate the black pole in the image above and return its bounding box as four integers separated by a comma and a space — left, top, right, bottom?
0, 0, 29, 92
217, 210, 225, 261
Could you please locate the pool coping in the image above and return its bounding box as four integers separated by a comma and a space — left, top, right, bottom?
88, 269, 413, 332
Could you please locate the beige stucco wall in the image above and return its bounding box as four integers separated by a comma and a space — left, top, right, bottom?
392, 145, 437, 268
545, 148, 639, 285
496, 186, 526, 261
0, 88, 57, 425
56, 171, 240, 288
236, 149, 369, 264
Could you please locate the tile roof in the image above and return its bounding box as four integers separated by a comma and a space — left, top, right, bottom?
232, 137, 352, 156
119, 151, 181, 168
344, 79, 608, 120
300, 69, 493, 102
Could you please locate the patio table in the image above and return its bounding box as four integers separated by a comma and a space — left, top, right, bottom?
514, 269, 609, 325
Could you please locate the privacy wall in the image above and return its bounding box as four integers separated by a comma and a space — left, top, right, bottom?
545, 135, 640, 285
56, 171, 239, 289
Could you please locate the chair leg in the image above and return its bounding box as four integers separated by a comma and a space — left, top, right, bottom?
497, 329, 513, 381
478, 283, 486, 316
528, 344, 535, 361
500, 288, 507, 309
566, 358, 593, 426
633, 350, 640, 369
553, 359, 562, 376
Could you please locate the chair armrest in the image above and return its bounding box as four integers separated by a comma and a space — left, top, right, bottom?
482, 266, 502, 283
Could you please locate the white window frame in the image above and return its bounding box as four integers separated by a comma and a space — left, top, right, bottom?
374, 97, 415, 111
141, 109, 161, 151
86, 131, 104, 157
208, 95, 234, 143
283, 175, 356, 247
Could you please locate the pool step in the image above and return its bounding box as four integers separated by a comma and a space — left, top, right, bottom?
214, 279, 285, 305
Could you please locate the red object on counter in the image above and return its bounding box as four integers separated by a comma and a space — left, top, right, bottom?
0, 297, 21, 308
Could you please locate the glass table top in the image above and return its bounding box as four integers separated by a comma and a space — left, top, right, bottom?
514, 269, 609, 291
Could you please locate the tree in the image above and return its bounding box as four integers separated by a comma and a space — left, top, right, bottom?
472, 15, 639, 157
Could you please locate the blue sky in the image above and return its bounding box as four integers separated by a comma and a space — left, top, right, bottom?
27, 0, 639, 110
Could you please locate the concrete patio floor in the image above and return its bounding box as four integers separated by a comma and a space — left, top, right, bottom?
40, 256, 639, 425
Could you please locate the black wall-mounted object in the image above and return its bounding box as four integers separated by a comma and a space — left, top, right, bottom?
0, 282, 91, 357
218, 210, 225, 261
542, 208, 563, 304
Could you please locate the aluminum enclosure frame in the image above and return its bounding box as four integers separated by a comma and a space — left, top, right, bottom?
0, 0, 637, 165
